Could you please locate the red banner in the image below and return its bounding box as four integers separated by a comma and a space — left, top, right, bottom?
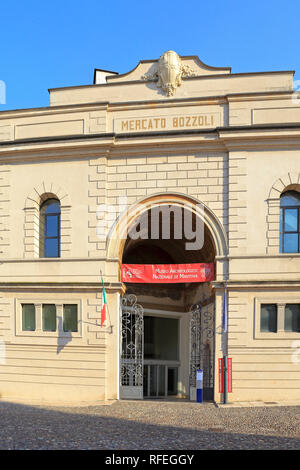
228, 358, 233, 393
121, 263, 214, 284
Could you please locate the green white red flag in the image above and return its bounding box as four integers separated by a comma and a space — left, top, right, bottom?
101, 274, 107, 327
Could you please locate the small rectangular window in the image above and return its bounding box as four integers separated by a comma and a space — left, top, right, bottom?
260, 304, 277, 333
63, 304, 78, 332
42, 304, 56, 332
22, 304, 36, 331
284, 304, 300, 332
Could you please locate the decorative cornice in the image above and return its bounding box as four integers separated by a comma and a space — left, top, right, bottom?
0, 90, 293, 120
47, 70, 293, 92
0, 282, 124, 292
213, 280, 300, 289
216, 253, 300, 260
1, 124, 300, 162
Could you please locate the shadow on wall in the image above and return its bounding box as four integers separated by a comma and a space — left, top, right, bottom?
56, 317, 72, 354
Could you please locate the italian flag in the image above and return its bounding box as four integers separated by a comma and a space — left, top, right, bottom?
101, 275, 107, 327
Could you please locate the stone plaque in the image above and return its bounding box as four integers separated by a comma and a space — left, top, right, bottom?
114, 112, 221, 133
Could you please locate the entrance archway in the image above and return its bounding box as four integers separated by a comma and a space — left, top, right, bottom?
111, 194, 227, 401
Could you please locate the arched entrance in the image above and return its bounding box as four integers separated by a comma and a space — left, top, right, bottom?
109, 194, 227, 401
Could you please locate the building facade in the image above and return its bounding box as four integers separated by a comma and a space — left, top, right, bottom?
0, 50, 300, 404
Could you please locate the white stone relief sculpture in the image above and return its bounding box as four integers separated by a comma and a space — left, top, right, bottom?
142, 50, 196, 96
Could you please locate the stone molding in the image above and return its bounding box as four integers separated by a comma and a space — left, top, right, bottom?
267, 172, 300, 254
106, 192, 228, 265
24, 182, 71, 258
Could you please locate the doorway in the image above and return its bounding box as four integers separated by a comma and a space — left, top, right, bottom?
119, 198, 218, 401
143, 315, 180, 398
119, 294, 215, 401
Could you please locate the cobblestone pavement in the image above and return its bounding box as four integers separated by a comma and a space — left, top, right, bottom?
0, 399, 300, 450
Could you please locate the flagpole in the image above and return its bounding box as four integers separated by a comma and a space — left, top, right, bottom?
106, 293, 113, 333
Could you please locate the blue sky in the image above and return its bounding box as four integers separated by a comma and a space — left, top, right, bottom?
0, 0, 299, 111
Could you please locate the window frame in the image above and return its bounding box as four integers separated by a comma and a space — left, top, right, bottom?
260, 303, 278, 333
21, 303, 36, 332
280, 191, 300, 253
16, 299, 82, 340
255, 298, 300, 339
42, 303, 57, 332
40, 198, 61, 258
63, 304, 79, 333
284, 304, 300, 333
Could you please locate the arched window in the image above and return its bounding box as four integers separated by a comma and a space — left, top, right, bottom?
280, 191, 300, 253
40, 198, 61, 257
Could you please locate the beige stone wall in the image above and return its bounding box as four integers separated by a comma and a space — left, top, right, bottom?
0, 154, 121, 403
0, 52, 299, 403
7, 158, 88, 260
228, 152, 247, 254
0, 290, 108, 403
105, 151, 228, 235
226, 288, 300, 402
49, 72, 293, 107
0, 165, 11, 257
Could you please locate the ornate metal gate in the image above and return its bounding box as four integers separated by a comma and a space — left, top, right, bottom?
120, 294, 144, 399
189, 296, 215, 401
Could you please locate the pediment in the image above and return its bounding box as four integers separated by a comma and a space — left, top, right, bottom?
106, 51, 231, 85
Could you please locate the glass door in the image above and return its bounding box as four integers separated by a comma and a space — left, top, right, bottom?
143, 315, 179, 398
143, 364, 178, 398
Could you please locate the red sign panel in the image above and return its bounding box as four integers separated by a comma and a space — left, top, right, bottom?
228, 358, 233, 393
121, 263, 215, 284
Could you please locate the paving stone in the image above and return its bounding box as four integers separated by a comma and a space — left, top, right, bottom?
0, 400, 299, 450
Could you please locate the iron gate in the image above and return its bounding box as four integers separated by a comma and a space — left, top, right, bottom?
120, 294, 144, 399
189, 296, 215, 401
